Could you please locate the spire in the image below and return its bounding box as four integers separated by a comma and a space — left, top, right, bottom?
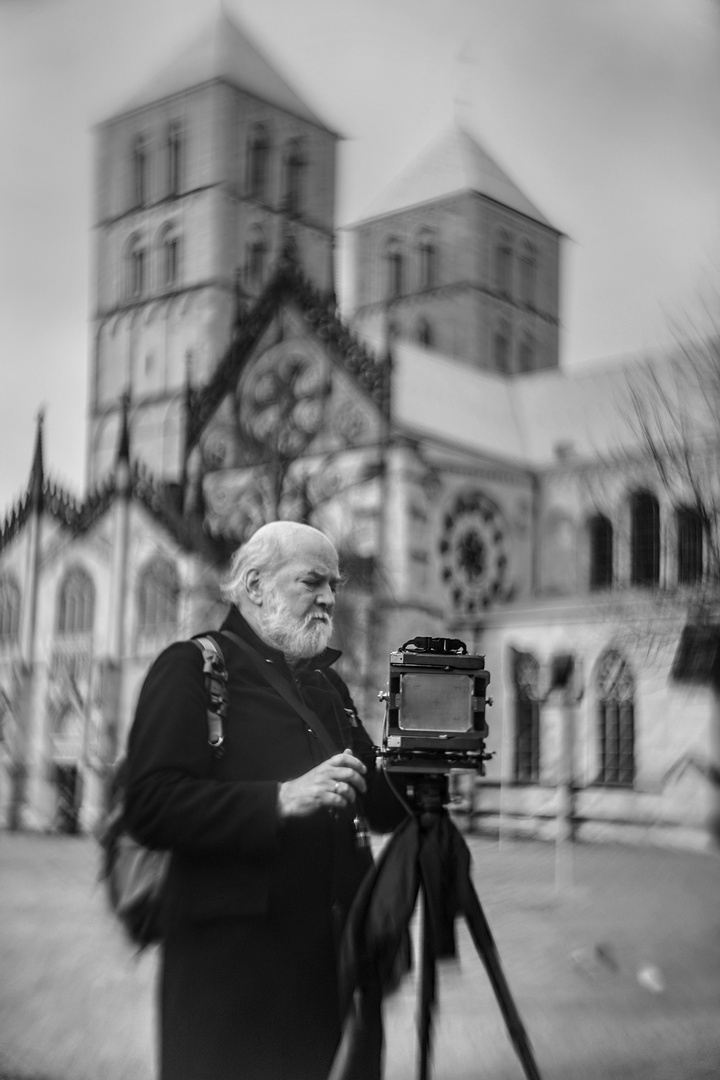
232, 268, 247, 330
179, 356, 195, 515
20, 409, 45, 673
115, 392, 131, 496
378, 305, 395, 424
382, 301, 396, 363
184, 352, 194, 415
279, 218, 299, 271
29, 409, 45, 512
116, 391, 131, 465
182, 354, 195, 471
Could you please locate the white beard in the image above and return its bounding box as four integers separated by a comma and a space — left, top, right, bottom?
260, 587, 334, 660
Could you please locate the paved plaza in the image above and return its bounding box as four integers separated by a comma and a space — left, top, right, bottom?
1, 828, 719, 1080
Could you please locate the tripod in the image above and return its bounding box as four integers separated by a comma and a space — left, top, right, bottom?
412, 774, 543, 1080
333, 772, 544, 1080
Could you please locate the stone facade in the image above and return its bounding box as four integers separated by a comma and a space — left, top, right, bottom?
0, 11, 718, 848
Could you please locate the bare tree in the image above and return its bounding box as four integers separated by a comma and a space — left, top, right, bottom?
619, 320, 720, 836
624, 330, 720, 595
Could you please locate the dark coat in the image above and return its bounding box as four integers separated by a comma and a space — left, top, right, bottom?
124, 606, 404, 1080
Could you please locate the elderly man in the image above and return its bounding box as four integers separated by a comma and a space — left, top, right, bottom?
124, 521, 402, 1080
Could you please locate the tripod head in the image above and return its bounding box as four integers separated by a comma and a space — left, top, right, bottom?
400, 771, 452, 826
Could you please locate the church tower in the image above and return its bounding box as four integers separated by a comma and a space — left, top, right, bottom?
348, 125, 561, 375
88, 10, 338, 488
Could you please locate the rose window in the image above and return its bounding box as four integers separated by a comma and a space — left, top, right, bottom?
439, 491, 509, 614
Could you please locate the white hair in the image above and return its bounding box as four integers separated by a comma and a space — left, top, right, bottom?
220, 521, 336, 605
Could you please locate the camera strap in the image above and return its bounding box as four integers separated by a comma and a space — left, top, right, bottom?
220, 630, 340, 758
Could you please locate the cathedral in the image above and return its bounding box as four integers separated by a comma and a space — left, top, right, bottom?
1, 10, 718, 848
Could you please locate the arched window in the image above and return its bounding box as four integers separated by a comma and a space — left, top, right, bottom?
159, 224, 180, 288
283, 139, 305, 215
519, 241, 536, 307
417, 318, 433, 348
126, 235, 145, 299
0, 575, 20, 643
417, 229, 437, 290
138, 557, 180, 633
246, 225, 267, 290
517, 332, 534, 373
595, 650, 635, 787
132, 136, 147, 208
676, 506, 703, 585
589, 514, 613, 591
512, 650, 540, 783
167, 123, 182, 196
57, 567, 95, 636
494, 320, 510, 373
385, 237, 403, 299
630, 491, 660, 586
495, 232, 512, 298
247, 124, 270, 200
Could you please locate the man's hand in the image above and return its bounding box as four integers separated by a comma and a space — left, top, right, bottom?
277, 749, 367, 818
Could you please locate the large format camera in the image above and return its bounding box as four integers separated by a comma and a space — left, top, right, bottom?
354, 640, 540, 1080
378, 636, 492, 775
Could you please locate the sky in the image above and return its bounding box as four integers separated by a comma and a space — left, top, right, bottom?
1, 0, 719, 510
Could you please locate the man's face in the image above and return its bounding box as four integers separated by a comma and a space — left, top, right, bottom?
257, 535, 340, 660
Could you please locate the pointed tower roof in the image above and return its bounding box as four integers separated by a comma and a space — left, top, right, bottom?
116, 9, 331, 130
29, 409, 45, 511
115, 391, 131, 466
354, 125, 555, 228
114, 392, 132, 497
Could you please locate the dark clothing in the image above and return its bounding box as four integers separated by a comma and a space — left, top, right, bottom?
124, 606, 403, 1080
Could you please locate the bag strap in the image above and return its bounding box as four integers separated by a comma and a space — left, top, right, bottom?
220, 629, 340, 759
192, 635, 228, 756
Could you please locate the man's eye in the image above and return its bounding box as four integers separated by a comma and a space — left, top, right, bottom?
302, 578, 337, 593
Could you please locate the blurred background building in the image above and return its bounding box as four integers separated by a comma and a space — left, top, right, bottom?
1, 9, 718, 847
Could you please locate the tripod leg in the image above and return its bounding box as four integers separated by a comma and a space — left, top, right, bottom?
456, 873, 544, 1080
417, 890, 437, 1080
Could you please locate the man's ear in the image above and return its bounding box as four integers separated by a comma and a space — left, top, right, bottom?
245, 568, 264, 607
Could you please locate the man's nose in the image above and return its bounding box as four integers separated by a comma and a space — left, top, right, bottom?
315, 584, 335, 610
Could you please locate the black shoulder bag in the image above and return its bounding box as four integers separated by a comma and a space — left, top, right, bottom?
98, 635, 228, 948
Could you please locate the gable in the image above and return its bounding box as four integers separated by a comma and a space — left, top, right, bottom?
198, 307, 385, 540
187, 261, 387, 451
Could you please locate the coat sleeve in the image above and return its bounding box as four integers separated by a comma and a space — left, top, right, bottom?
123, 641, 279, 857
323, 667, 409, 835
